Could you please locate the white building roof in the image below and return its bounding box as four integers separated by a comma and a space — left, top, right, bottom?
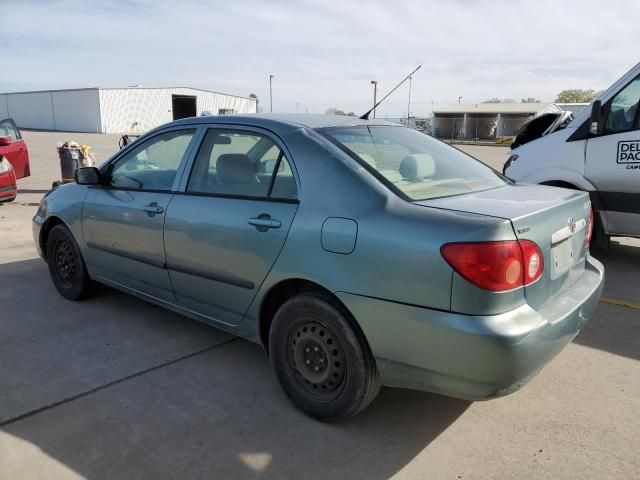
0, 86, 254, 101
434, 102, 554, 115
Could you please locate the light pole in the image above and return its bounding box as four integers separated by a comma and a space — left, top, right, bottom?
458, 96, 463, 104
269, 75, 274, 113
407, 76, 413, 121
370, 80, 378, 118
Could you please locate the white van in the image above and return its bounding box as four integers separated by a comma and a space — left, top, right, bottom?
504, 62, 640, 248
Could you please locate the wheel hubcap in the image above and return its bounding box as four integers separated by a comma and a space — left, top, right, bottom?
54, 241, 75, 286
289, 321, 345, 396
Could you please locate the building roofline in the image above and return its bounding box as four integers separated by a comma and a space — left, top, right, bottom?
0, 86, 255, 101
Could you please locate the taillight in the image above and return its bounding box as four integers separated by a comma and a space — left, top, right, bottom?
441, 240, 543, 292
519, 239, 544, 285
584, 208, 594, 248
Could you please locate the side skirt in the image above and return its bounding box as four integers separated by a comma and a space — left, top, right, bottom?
94, 275, 259, 343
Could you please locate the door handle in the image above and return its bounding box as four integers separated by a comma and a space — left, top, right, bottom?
142, 202, 164, 215
248, 215, 281, 231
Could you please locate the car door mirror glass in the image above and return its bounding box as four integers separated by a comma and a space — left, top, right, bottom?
75, 167, 101, 185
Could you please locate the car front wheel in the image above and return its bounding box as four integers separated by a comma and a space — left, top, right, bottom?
269, 293, 381, 421
46, 224, 99, 300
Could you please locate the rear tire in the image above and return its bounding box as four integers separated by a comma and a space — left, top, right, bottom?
269, 293, 381, 421
46, 224, 99, 300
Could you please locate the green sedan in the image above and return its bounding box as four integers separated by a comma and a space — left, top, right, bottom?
33, 114, 604, 420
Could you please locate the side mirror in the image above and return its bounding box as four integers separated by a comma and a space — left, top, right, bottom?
589, 100, 602, 135
75, 167, 101, 185
0, 136, 11, 146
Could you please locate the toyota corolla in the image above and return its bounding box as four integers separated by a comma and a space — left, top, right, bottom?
33, 114, 604, 420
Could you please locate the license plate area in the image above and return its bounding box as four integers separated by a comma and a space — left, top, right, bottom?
551, 239, 574, 279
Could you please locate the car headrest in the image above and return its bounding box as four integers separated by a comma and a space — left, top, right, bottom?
217, 154, 256, 184
399, 154, 435, 181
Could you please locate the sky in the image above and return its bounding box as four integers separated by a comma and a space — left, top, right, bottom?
2, 0, 638, 118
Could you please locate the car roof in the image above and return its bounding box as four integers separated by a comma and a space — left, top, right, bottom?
169, 113, 400, 134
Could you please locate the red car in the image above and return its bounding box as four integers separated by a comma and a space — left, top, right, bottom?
0, 118, 30, 202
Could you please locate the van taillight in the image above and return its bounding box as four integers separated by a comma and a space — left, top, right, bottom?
584, 208, 594, 248
441, 240, 544, 292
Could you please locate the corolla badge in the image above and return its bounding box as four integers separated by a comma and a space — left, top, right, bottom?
568, 217, 576, 233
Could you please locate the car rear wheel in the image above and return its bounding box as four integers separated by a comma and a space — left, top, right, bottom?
46, 224, 99, 300
269, 293, 381, 421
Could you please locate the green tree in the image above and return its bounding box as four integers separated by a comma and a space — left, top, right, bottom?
521, 97, 541, 103
555, 89, 600, 103
325, 107, 346, 115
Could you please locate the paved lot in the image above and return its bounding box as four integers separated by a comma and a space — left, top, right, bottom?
1, 131, 639, 479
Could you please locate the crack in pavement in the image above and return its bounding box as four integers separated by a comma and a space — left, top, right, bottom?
0, 338, 238, 428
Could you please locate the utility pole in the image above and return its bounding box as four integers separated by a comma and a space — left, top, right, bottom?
370, 80, 378, 118
407, 76, 413, 121
269, 75, 274, 113
296, 102, 299, 113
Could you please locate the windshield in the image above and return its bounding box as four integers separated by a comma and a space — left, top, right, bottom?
323, 126, 507, 201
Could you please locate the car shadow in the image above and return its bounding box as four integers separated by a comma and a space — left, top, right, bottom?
0, 257, 470, 479
574, 239, 640, 361
17, 189, 51, 194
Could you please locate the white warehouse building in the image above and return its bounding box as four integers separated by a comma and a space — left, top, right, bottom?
0, 87, 258, 134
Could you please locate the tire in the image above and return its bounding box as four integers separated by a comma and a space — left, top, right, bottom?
591, 211, 610, 251
46, 224, 99, 300
268, 292, 381, 421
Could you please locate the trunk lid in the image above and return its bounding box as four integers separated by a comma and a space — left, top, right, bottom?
417, 184, 591, 309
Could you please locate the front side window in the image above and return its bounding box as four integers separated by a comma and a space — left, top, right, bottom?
187, 129, 297, 199
323, 126, 507, 201
605, 73, 640, 134
110, 129, 196, 191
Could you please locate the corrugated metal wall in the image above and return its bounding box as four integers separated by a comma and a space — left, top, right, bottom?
0, 89, 101, 132
99, 88, 257, 134
0, 87, 256, 133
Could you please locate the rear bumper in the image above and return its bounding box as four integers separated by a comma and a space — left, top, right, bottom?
337, 255, 604, 400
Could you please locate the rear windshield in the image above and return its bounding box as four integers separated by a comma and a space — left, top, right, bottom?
323, 126, 507, 201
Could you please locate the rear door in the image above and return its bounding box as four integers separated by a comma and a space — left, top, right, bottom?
164, 126, 299, 325
0, 118, 30, 179
585, 71, 640, 235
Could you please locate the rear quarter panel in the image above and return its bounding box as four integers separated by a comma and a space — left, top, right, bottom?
242, 128, 521, 338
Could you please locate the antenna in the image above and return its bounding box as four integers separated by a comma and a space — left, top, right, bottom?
360, 65, 422, 120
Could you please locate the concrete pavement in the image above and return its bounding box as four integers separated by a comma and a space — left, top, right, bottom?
0, 131, 638, 479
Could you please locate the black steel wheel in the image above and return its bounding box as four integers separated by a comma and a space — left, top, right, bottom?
288, 320, 347, 401
46, 224, 99, 300
269, 293, 381, 421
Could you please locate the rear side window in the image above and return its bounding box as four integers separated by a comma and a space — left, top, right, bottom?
187, 129, 297, 200
323, 126, 507, 201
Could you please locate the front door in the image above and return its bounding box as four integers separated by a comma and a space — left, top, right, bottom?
585, 72, 640, 235
0, 118, 30, 179
82, 128, 198, 302
164, 127, 299, 325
